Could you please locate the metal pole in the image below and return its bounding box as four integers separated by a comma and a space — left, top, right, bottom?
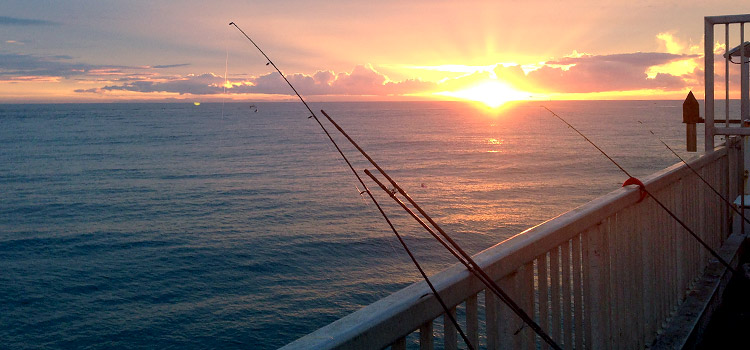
706, 18, 715, 152
742, 23, 748, 120
726, 24, 732, 232
726, 24, 730, 127
742, 24, 748, 234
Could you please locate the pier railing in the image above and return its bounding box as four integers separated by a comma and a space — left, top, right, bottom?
704, 14, 750, 150
282, 141, 740, 350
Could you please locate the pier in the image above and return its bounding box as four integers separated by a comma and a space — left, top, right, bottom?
282, 14, 750, 349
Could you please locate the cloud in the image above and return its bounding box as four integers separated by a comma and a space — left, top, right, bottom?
248, 64, 437, 96
88, 73, 225, 95
520, 52, 697, 93
152, 63, 191, 69
0, 16, 58, 26
657, 32, 701, 55
79, 53, 697, 98
0, 53, 189, 82
0, 53, 100, 79
16, 32, 700, 99
428, 53, 695, 95
83, 64, 438, 96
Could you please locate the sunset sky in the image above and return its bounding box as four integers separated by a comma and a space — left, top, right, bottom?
0, 1, 748, 104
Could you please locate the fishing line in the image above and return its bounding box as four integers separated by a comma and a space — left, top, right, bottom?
365, 169, 469, 267
222, 46, 228, 119
363, 167, 541, 328
541, 106, 740, 277
229, 22, 474, 349
321, 109, 563, 350
314, 122, 373, 203
222, 26, 230, 120
637, 120, 750, 227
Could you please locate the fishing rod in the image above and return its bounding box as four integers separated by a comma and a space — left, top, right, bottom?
321, 110, 564, 350
228, 22, 474, 349
364, 169, 469, 266
637, 120, 750, 227
541, 106, 740, 277
362, 169, 541, 329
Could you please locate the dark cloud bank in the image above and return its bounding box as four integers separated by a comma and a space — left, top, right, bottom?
0, 53, 189, 80
0, 16, 59, 26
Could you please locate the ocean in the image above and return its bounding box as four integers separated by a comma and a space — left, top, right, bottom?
0, 101, 709, 349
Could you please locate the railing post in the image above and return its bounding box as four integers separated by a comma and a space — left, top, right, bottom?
705, 17, 715, 152
498, 272, 521, 349
419, 322, 434, 350
537, 253, 550, 350
520, 262, 536, 350
584, 223, 611, 348
572, 235, 585, 350
466, 294, 479, 349
443, 308, 457, 350
486, 288, 499, 350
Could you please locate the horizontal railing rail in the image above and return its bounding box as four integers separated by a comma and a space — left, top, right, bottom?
282, 141, 739, 350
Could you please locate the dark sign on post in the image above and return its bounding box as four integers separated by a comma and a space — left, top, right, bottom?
683, 91, 704, 152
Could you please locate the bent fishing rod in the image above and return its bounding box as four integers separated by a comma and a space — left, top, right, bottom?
637, 120, 750, 227
542, 106, 740, 277
229, 22, 474, 348
320, 110, 563, 350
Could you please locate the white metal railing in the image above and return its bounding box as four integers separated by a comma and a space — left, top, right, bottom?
282, 141, 740, 350
705, 14, 750, 150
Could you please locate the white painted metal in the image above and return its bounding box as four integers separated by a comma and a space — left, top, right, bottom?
549, 246, 562, 346
282, 142, 739, 350
571, 235, 584, 350
580, 230, 593, 349
586, 222, 610, 349
419, 322, 433, 350
465, 294, 478, 349
485, 286, 498, 350
706, 18, 716, 151
443, 308, 457, 350
727, 24, 730, 127
537, 254, 550, 350
704, 14, 750, 151
561, 241, 573, 349
520, 262, 535, 350
498, 272, 520, 349
742, 24, 748, 121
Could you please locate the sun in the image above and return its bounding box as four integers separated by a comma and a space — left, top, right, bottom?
436, 80, 530, 108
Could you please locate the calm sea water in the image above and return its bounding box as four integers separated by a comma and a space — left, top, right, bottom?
0, 101, 709, 349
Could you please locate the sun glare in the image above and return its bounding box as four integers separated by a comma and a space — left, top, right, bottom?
436, 80, 530, 108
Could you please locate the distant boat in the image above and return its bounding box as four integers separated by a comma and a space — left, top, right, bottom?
249, 104, 258, 112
